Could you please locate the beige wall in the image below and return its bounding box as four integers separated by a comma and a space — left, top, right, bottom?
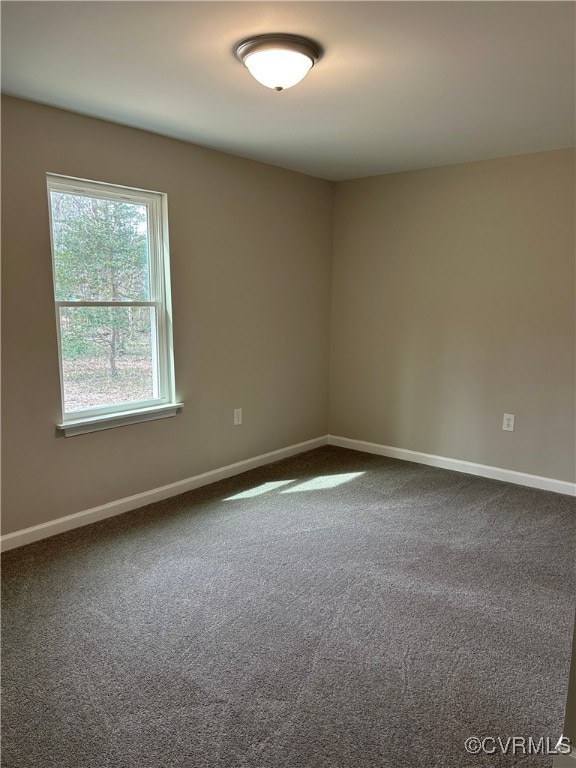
330, 150, 576, 482
2, 97, 575, 536
1, 96, 334, 534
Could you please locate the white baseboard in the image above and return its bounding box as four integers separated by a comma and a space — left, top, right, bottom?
328, 435, 576, 496
0, 436, 328, 552
4, 433, 574, 552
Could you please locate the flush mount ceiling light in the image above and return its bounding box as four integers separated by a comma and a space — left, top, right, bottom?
235, 34, 323, 91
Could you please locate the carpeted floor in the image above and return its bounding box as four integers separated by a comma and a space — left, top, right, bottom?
2, 446, 575, 768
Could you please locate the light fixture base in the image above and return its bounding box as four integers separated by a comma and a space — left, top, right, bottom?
235, 34, 323, 65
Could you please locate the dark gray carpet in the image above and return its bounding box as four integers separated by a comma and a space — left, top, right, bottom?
2, 446, 575, 768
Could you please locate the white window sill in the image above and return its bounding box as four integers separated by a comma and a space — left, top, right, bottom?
57, 403, 183, 437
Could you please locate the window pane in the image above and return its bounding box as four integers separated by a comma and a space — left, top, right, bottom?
51, 191, 150, 301
59, 306, 158, 413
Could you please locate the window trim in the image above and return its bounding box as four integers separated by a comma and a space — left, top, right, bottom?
47, 173, 180, 434
56, 403, 183, 437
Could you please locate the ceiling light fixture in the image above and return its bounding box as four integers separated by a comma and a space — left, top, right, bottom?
235, 34, 323, 91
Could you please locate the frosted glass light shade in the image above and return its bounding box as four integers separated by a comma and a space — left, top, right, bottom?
244, 49, 313, 90
235, 34, 322, 92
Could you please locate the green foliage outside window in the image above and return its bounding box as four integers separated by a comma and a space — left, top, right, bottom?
51, 193, 151, 377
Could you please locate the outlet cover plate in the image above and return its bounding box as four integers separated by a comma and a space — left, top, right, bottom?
502, 413, 515, 432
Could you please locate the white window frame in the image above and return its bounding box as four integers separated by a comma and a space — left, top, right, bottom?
47, 173, 181, 436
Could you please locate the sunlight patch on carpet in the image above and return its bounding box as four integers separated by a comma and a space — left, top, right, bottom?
224, 480, 296, 500
281, 472, 365, 493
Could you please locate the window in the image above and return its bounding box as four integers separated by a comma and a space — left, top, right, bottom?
47, 174, 180, 436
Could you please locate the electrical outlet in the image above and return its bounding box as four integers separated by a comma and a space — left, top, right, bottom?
502, 413, 515, 432
234, 408, 243, 426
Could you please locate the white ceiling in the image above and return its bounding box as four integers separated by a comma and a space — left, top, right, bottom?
2, 1, 575, 181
